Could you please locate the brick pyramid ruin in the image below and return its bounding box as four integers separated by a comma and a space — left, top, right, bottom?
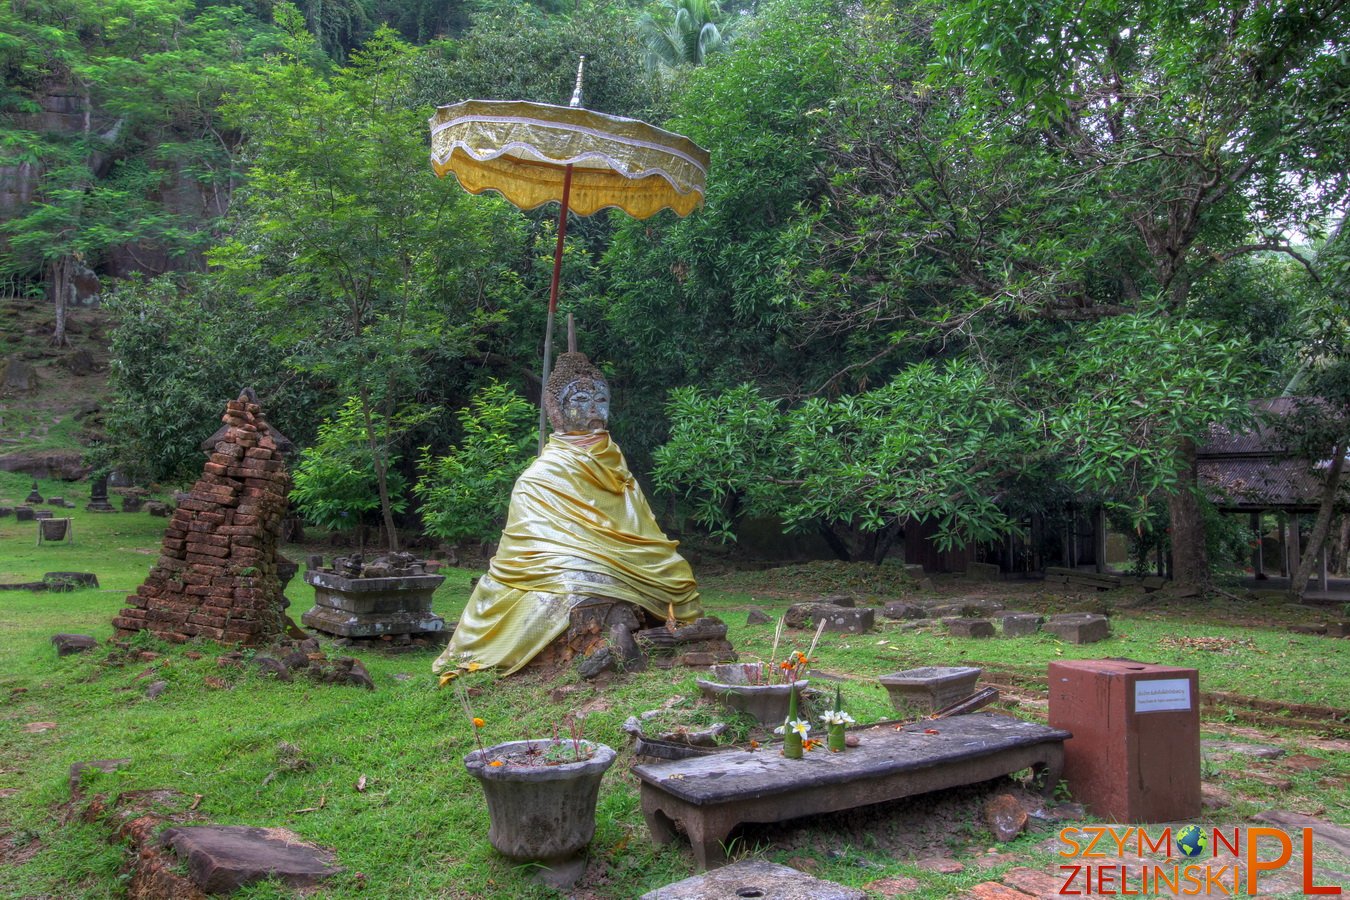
114, 393, 291, 644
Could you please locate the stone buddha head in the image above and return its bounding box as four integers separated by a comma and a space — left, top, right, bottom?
545, 352, 610, 434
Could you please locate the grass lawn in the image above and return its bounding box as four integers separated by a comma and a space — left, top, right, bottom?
2, 470, 1347, 898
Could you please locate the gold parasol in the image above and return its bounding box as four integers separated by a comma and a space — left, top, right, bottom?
429, 59, 709, 449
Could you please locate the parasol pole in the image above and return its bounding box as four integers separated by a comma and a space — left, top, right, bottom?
537, 56, 586, 454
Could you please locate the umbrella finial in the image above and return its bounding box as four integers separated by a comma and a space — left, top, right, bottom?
570, 55, 586, 108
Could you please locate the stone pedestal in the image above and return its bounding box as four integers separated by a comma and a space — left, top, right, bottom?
86, 475, 115, 512
300, 570, 446, 638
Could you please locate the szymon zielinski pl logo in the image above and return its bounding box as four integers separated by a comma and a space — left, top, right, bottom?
1057, 824, 1342, 896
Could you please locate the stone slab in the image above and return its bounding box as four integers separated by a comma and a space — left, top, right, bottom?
1043, 613, 1110, 644
883, 601, 927, 620
640, 859, 867, 899
51, 633, 98, 655
634, 713, 1068, 870
784, 603, 874, 633
1000, 612, 1043, 637
948, 618, 996, 638
159, 825, 341, 893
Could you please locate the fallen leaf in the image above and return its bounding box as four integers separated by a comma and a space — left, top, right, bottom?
923, 728, 941, 735
356, 775, 367, 792
294, 795, 327, 814
189, 794, 203, 810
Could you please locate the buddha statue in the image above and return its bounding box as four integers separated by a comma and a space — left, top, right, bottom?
433, 353, 702, 675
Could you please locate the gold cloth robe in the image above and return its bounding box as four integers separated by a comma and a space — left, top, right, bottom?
434, 432, 701, 675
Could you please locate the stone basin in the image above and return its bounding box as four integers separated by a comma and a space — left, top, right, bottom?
879, 665, 982, 716
300, 569, 446, 638
697, 663, 808, 726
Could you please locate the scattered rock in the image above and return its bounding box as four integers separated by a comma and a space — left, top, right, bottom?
784, 602, 875, 633
1043, 613, 1111, 644
578, 646, 617, 679
983, 793, 1028, 842
51, 633, 98, 655
1201, 782, 1232, 810
1276, 754, 1328, 772
1202, 740, 1285, 760
252, 656, 292, 682
0, 449, 90, 480
145, 680, 168, 700
60, 348, 96, 375
3, 357, 38, 391
883, 601, 928, 620
746, 608, 773, 625
1002, 867, 1065, 896
640, 859, 865, 900
861, 875, 920, 897
611, 623, 646, 673
1000, 612, 1044, 637
948, 618, 996, 638
159, 825, 342, 894
916, 857, 964, 874
818, 594, 855, 607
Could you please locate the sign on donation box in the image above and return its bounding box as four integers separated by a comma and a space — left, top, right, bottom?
1048, 660, 1201, 823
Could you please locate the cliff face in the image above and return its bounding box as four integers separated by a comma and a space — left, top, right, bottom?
1, 80, 233, 288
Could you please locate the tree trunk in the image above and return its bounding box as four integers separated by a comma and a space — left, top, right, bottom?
1338, 515, 1349, 576
50, 255, 71, 347
816, 523, 852, 562
357, 387, 399, 553
1290, 440, 1346, 600
1166, 437, 1210, 589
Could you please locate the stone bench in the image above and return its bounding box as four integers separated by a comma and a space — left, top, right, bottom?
633, 712, 1070, 870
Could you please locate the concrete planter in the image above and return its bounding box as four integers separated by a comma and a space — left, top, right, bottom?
697, 663, 808, 726
879, 666, 982, 716
300, 570, 446, 638
465, 740, 616, 888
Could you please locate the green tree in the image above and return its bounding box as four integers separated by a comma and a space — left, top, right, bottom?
0, 0, 279, 344
653, 360, 1035, 560
291, 396, 418, 547
930, 0, 1350, 585
211, 8, 527, 551
414, 382, 536, 545
636, 0, 733, 76
99, 274, 323, 484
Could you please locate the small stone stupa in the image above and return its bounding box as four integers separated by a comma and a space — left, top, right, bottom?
113, 393, 290, 645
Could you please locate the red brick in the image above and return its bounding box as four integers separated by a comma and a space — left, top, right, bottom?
186, 542, 229, 559
177, 498, 213, 512
202, 462, 228, 477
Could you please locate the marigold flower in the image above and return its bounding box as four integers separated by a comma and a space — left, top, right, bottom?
472, 717, 485, 728
488, 760, 504, 767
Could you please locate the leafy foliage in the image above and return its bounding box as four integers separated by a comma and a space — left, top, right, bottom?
290, 396, 416, 537
414, 382, 536, 544
655, 360, 1032, 549
98, 275, 321, 484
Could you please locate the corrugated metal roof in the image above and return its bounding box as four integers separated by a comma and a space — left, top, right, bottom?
1198, 457, 1332, 511
1198, 397, 1334, 457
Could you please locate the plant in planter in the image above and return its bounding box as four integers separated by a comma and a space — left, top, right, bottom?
773, 681, 811, 759
459, 698, 615, 888
819, 685, 855, 752
697, 618, 825, 725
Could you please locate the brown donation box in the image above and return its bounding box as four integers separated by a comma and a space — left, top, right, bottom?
1048, 659, 1200, 822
